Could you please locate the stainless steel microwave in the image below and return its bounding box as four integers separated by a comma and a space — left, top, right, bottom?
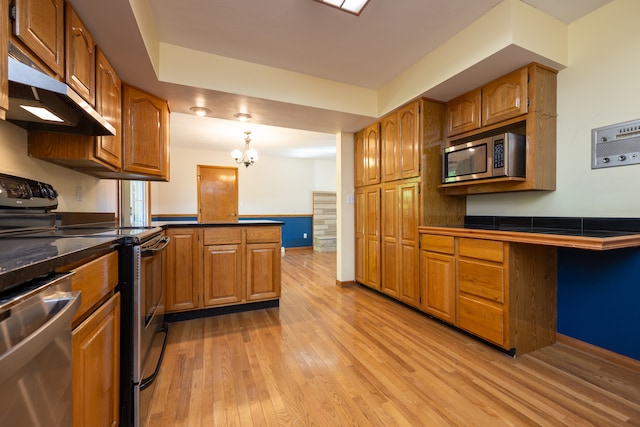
442, 132, 526, 183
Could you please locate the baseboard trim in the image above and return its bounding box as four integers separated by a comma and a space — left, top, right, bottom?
336, 280, 355, 288
284, 246, 313, 252
556, 333, 640, 369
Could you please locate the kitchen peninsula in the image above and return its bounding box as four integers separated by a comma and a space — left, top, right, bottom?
158, 220, 283, 319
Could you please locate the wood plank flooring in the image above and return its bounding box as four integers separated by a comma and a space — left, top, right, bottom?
145, 250, 640, 426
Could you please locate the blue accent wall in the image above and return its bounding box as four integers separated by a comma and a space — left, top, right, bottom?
558, 247, 640, 360
243, 216, 312, 248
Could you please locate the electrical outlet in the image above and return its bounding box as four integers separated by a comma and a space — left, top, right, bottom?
303, 233, 308, 239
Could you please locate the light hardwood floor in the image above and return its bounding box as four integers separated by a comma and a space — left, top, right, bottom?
146, 250, 640, 426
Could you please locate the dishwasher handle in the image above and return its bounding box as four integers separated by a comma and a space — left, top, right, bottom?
0, 288, 81, 385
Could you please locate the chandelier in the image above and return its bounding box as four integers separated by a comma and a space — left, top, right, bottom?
231, 131, 258, 167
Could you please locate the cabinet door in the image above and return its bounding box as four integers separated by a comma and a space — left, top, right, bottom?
446, 88, 481, 137
364, 186, 381, 289
203, 244, 243, 306
12, 0, 64, 77
381, 112, 399, 182
364, 122, 381, 185
380, 183, 398, 297
398, 101, 420, 179
94, 49, 122, 169
354, 188, 366, 284
72, 293, 120, 427
482, 67, 528, 126
420, 251, 455, 323
122, 84, 170, 180
165, 228, 201, 312
0, 0, 8, 119
65, 5, 95, 105
246, 242, 281, 301
354, 130, 366, 187
397, 181, 420, 307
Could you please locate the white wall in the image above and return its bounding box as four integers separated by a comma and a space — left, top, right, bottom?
467, 0, 640, 217
151, 144, 336, 216
0, 120, 118, 213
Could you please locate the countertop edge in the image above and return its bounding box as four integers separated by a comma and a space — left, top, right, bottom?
418, 226, 640, 250
153, 220, 284, 228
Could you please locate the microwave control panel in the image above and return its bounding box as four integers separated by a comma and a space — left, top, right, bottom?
592, 119, 640, 169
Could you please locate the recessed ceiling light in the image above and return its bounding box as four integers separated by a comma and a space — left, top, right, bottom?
314, 0, 370, 15
190, 106, 210, 117
234, 113, 252, 122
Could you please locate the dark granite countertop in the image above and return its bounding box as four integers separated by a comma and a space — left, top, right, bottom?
152, 220, 284, 228
0, 235, 121, 294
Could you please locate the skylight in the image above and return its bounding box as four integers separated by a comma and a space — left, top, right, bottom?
314, 0, 371, 15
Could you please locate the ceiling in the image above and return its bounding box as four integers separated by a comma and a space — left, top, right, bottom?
67, 0, 612, 160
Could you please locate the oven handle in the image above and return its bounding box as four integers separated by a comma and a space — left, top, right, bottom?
141, 236, 171, 257
140, 325, 169, 390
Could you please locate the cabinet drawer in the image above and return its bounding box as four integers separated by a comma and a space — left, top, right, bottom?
420, 234, 454, 254
70, 251, 119, 324
459, 238, 504, 262
458, 294, 505, 347
458, 259, 504, 303
203, 227, 242, 245
246, 226, 281, 243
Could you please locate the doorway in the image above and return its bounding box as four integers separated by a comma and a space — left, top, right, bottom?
197, 165, 239, 222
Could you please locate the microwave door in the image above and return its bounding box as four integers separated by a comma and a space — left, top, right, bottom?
444, 142, 488, 183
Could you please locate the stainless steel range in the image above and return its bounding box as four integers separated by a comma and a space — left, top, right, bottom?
0, 172, 170, 427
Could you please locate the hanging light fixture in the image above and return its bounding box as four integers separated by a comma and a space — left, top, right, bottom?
231, 131, 258, 167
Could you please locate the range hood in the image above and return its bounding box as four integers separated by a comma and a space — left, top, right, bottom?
6, 56, 116, 136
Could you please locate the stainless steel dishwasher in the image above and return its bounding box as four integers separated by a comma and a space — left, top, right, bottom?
0, 272, 80, 427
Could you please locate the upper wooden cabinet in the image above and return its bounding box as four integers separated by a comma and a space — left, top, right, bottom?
122, 84, 170, 181
354, 122, 381, 187
65, 3, 95, 106
0, 0, 8, 119
446, 88, 481, 137
94, 48, 122, 169
482, 67, 528, 127
381, 100, 421, 182
10, 0, 65, 77
443, 63, 557, 195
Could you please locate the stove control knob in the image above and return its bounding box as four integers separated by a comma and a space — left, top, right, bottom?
619, 155, 627, 161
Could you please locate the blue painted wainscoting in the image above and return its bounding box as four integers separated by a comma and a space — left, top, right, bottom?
558, 247, 640, 360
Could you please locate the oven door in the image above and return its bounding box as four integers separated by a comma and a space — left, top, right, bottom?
133, 233, 170, 427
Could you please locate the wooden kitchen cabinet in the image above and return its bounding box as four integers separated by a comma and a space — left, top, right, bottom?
122, 84, 170, 181
61, 250, 119, 427
354, 122, 381, 187
65, 3, 95, 106
165, 228, 201, 312
419, 234, 456, 323
246, 226, 281, 301
28, 48, 123, 173
381, 100, 421, 182
443, 63, 557, 195
354, 185, 381, 290
203, 241, 243, 306
446, 88, 481, 137
482, 67, 528, 127
10, 0, 65, 77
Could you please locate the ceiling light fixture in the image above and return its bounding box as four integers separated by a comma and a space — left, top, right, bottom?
313, 0, 370, 15
231, 131, 258, 168
234, 113, 252, 122
190, 106, 211, 117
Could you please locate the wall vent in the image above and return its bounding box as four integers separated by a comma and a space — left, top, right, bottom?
592, 119, 640, 169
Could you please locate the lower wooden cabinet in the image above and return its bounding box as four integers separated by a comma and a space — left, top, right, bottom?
165, 225, 282, 313
419, 233, 557, 355
72, 293, 120, 427
64, 251, 120, 427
